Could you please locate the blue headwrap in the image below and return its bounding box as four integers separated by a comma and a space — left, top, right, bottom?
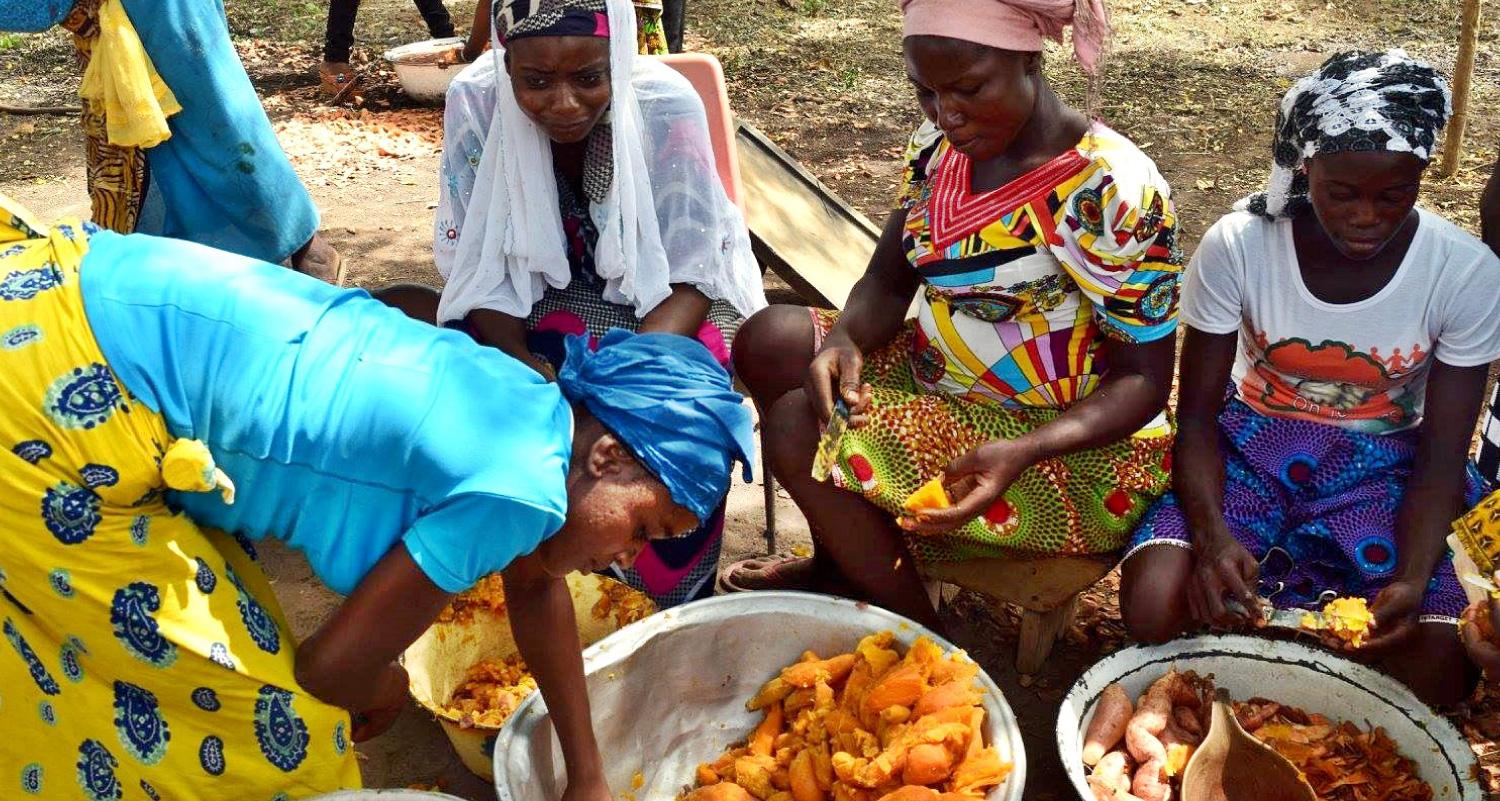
557, 329, 755, 524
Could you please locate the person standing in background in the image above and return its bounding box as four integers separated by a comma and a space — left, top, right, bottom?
663, 0, 684, 52
2, 0, 344, 283
320, 0, 458, 98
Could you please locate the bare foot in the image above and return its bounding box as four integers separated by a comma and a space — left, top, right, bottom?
290, 233, 344, 285
719, 556, 851, 594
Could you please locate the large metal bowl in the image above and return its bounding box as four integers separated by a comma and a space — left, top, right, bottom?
403, 573, 654, 780
1056, 635, 1481, 801
493, 591, 1027, 800
383, 37, 468, 105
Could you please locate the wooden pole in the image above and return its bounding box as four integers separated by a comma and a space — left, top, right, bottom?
1441, 0, 1482, 177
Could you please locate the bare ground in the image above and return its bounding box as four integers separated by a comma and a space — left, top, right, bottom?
4, 0, 1500, 797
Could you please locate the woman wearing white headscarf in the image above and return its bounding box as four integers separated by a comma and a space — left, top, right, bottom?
383, 0, 765, 610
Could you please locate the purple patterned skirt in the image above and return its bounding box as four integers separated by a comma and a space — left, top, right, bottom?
1126, 396, 1488, 621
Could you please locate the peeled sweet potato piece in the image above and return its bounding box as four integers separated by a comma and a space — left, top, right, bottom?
685, 784, 756, 801
914, 679, 982, 718
750, 677, 796, 711
788, 750, 824, 801
862, 663, 927, 722
949, 747, 1011, 796
876, 787, 940, 801
811, 745, 834, 791
752, 705, 785, 757
736, 754, 778, 800
856, 633, 901, 678
904, 638, 946, 675
904, 742, 957, 785
926, 656, 979, 689
783, 653, 858, 688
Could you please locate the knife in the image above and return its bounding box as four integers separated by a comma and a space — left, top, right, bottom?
810, 399, 850, 483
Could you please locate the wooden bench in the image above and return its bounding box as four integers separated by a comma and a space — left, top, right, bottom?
922, 553, 1116, 675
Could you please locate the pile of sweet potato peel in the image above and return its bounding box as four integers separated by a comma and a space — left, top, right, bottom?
1239, 701, 1432, 801
684, 631, 1011, 801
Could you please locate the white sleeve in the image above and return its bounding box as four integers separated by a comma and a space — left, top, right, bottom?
1179, 216, 1245, 335
1435, 248, 1500, 367
434, 56, 499, 280
635, 64, 767, 318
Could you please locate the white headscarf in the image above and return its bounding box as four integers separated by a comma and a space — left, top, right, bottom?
438, 0, 673, 322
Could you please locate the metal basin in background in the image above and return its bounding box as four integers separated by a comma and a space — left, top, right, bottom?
494, 591, 1027, 801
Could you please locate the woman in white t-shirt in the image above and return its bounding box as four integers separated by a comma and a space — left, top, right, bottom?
1120, 50, 1500, 705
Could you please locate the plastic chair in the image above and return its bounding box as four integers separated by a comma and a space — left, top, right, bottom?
654, 53, 744, 209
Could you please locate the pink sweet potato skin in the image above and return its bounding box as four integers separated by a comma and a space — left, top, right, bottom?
1082, 683, 1133, 766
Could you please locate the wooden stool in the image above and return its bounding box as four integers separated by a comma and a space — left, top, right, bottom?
923, 554, 1115, 675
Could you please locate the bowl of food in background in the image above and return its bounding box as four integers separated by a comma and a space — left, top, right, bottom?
384, 37, 469, 105
492, 591, 1026, 801
1058, 634, 1481, 801
402, 572, 656, 780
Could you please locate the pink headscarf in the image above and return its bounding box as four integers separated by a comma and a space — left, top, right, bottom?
899, 0, 1111, 74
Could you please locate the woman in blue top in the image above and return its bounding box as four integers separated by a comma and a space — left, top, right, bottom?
0, 195, 752, 801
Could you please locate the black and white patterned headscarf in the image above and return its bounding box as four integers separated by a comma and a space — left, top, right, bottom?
1243, 49, 1451, 220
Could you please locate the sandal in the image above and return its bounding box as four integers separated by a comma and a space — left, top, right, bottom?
318, 62, 360, 103
718, 555, 815, 594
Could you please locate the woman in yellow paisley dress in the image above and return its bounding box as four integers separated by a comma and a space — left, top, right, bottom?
0, 194, 752, 801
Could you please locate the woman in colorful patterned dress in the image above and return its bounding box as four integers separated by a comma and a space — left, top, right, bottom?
1120, 51, 1500, 706
385, 0, 766, 608
0, 195, 752, 800
725, 0, 1182, 629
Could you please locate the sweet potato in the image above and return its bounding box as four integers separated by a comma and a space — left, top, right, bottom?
914, 679, 981, 718
752, 705, 786, 757
853, 740, 909, 788
1125, 673, 1174, 765
1130, 758, 1168, 801
862, 663, 927, 722
1087, 781, 1146, 801
1171, 706, 1201, 737
811, 745, 834, 791
1124, 673, 1177, 801
1082, 683, 1133, 766
685, 784, 756, 801
750, 677, 796, 711
736, 754, 778, 800
926, 655, 979, 688
696, 763, 720, 786
1160, 717, 1199, 749
949, 746, 1011, 796
1163, 743, 1193, 778
875, 787, 940, 801
784, 653, 858, 688
1090, 750, 1132, 795
903, 477, 952, 514
1087, 777, 1118, 801
856, 632, 902, 676
785, 688, 816, 715
788, 750, 824, 801
903, 742, 956, 785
